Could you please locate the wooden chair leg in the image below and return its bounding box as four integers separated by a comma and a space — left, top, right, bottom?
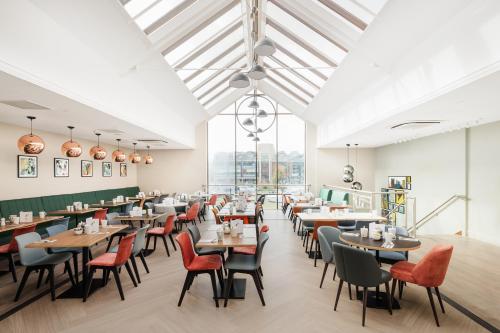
314, 241, 319, 267
138, 251, 150, 273
65, 261, 76, 287
391, 278, 398, 301
8, 253, 17, 282
224, 271, 234, 307
169, 234, 177, 251
209, 271, 219, 307
348, 283, 352, 300
435, 287, 445, 313
84, 267, 96, 301
161, 236, 170, 257
334, 279, 343, 311
258, 266, 263, 277
426, 287, 440, 327
320, 262, 328, 288
36, 268, 45, 289
362, 287, 368, 327
124, 262, 138, 287
385, 282, 392, 315
251, 270, 266, 306
145, 235, 151, 251
129, 255, 141, 284
178, 272, 192, 307
112, 267, 125, 301
72, 253, 79, 285
333, 266, 337, 281
216, 268, 224, 290
48, 266, 56, 301
14, 267, 32, 301
153, 236, 157, 251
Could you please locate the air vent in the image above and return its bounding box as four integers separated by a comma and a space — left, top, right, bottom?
137, 139, 169, 146
0, 100, 49, 110
391, 121, 441, 130
97, 129, 125, 135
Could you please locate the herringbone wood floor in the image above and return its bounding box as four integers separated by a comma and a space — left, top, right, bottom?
0, 210, 496, 332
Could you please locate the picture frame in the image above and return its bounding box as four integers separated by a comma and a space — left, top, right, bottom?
18, 155, 38, 178
81, 160, 93, 177
388, 176, 412, 190
120, 163, 127, 177
102, 162, 112, 177
54, 158, 69, 177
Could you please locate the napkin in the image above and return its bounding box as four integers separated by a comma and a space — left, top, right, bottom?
399, 237, 419, 242
199, 238, 218, 243
382, 242, 394, 248
342, 232, 358, 237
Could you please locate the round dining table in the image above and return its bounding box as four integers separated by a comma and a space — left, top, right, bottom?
339, 230, 421, 310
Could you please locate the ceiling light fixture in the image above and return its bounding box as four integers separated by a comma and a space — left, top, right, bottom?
89, 132, 107, 160
254, 37, 276, 56
247, 63, 267, 80
17, 116, 45, 154
112, 139, 126, 162
229, 72, 250, 88
248, 99, 260, 109
257, 109, 267, 118
129, 142, 141, 164
61, 126, 82, 157
144, 145, 153, 165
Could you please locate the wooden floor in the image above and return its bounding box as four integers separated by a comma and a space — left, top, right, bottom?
0, 210, 497, 332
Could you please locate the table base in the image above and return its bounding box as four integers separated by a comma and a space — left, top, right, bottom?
356, 290, 401, 309
57, 279, 105, 299
215, 278, 246, 299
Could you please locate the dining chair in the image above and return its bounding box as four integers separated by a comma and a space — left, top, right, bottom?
176, 202, 200, 230
106, 212, 121, 225
233, 225, 269, 276
310, 221, 339, 267
224, 233, 269, 307
337, 220, 356, 231
375, 226, 410, 265
46, 220, 81, 284
188, 224, 226, 266
120, 202, 134, 216
212, 207, 223, 224
14, 232, 75, 301
85, 233, 138, 301
110, 224, 150, 283
333, 243, 392, 327
175, 232, 223, 307
145, 214, 176, 256
93, 208, 108, 222
390, 245, 453, 327
0, 224, 36, 283
317, 226, 342, 288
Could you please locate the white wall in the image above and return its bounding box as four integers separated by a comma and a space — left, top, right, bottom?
137, 123, 207, 195
0, 122, 138, 200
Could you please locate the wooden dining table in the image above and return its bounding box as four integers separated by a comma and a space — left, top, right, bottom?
47, 208, 101, 224
112, 212, 168, 228
0, 216, 65, 234
339, 230, 421, 310
90, 201, 130, 209
26, 225, 128, 301
197, 225, 258, 299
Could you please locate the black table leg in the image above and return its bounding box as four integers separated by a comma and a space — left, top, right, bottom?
82, 247, 89, 302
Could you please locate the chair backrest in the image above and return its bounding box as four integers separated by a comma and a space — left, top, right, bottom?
94, 208, 108, 222
333, 243, 384, 288
255, 232, 269, 267
187, 224, 201, 245
53, 217, 70, 229
317, 226, 341, 263
7, 224, 37, 252
355, 220, 372, 230
260, 225, 269, 233
144, 202, 154, 210
132, 225, 149, 255
313, 221, 338, 240
152, 196, 160, 205
162, 214, 175, 234
114, 233, 136, 266
175, 232, 196, 269
384, 225, 409, 237
209, 194, 218, 206
412, 245, 453, 287
107, 212, 120, 225
15, 232, 47, 266
186, 202, 200, 220
124, 202, 134, 213
337, 220, 356, 227
212, 207, 222, 224
46, 223, 68, 237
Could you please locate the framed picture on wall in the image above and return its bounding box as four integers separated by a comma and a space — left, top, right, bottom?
18, 155, 38, 178
120, 163, 127, 177
81, 160, 93, 177
54, 158, 69, 177
102, 162, 112, 177
388, 176, 412, 190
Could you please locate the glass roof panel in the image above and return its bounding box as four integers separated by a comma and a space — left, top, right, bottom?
124, 0, 158, 18
204, 87, 237, 109
164, 5, 241, 65
194, 58, 247, 98
135, 0, 184, 30
199, 81, 232, 105
272, 50, 325, 87
266, 72, 312, 103
264, 79, 308, 106
264, 58, 318, 96
266, 2, 346, 63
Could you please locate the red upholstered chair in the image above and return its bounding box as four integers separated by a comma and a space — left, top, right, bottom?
0, 224, 36, 282
207, 194, 218, 206
85, 233, 138, 301
390, 245, 454, 327
93, 208, 108, 223
145, 214, 176, 256
233, 225, 270, 255
176, 202, 200, 230
175, 232, 223, 307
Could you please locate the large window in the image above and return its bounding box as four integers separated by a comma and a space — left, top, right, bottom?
207, 94, 306, 209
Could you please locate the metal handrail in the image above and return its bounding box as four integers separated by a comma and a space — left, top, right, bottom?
408, 195, 467, 233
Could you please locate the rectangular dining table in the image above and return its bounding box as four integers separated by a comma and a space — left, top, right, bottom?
26, 225, 128, 300
48, 208, 101, 224
112, 212, 168, 228
90, 201, 130, 208
0, 216, 65, 234
196, 225, 258, 299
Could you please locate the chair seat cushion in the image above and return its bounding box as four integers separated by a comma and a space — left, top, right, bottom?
380, 269, 392, 283
390, 261, 416, 283
147, 227, 165, 235
0, 244, 12, 254
187, 254, 222, 271
197, 247, 226, 255
177, 213, 187, 220
233, 246, 256, 255
31, 252, 73, 266
88, 253, 117, 267
225, 254, 258, 271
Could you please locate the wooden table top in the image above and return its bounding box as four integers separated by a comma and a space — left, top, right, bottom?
0, 216, 65, 234
48, 208, 101, 216
218, 205, 256, 217
340, 231, 421, 252
297, 212, 387, 222
196, 226, 257, 248
26, 225, 128, 248
126, 196, 156, 201
90, 201, 130, 208
112, 212, 168, 222
154, 202, 188, 207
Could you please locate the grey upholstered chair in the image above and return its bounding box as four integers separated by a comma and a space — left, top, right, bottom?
110, 224, 150, 283
224, 233, 269, 307
120, 202, 134, 216
106, 212, 121, 225
333, 243, 392, 326
337, 220, 356, 231
46, 220, 81, 284
377, 226, 409, 264
317, 226, 342, 288
14, 232, 75, 301
187, 225, 226, 264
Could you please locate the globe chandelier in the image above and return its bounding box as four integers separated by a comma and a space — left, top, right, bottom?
236, 90, 277, 142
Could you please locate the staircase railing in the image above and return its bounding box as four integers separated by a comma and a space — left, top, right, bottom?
408, 195, 467, 235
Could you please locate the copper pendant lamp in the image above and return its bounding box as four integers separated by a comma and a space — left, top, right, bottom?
129, 142, 141, 164
17, 116, 45, 154
89, 132, 107, 160
112, 138, 126, 162
61, 126, 82, 157
144, 145, 153, 165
